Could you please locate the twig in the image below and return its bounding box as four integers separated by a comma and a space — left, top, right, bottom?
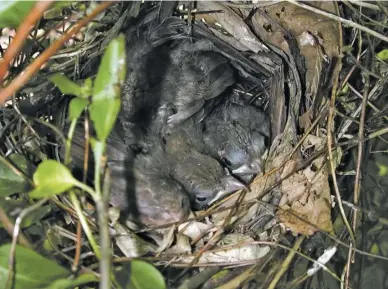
177, 266, 222, 289
0, 206, 31, 248
83, 116, 91, 189
347, 54, 370, 289
0, 1, 54, 83
6, 198, 48, 289
97, 168, 113, 289
327, 62, 356, 246
69, 191, 101, 259
347, 83, 388, 122
347, 0, 381, 11
287, 1, 388, 43
215, 266, 256, 289
352, 75, 369, 227
72, 221, 82, 272
0, 1, 114, 105
267, 236, 305, 289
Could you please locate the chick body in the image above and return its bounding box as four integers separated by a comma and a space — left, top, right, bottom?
202, 101, 270, 182
66, 123, 191, 226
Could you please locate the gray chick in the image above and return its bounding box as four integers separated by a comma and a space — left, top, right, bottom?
159, 117, 245, 210
65, 122, 191, 226
119, 16, 192, 147
156, 39, 235, 128
121, 17, 189, 122
202, 101, 270, 183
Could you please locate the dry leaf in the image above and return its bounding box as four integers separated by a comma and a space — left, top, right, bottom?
276, 134, 334, 236
299, 109, 313, 132
114, 223, 157, 257
166, 234, 192, 255
249, 2, 341, 109
197, 2, 269, 53
180, 234, 270, 264
179, 218, 214, 247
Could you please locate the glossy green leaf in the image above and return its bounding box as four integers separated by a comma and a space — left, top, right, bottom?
377, 49, 388, 61
90, 35, 126, 141
42, 273, 98, 289
49, 73, 83, 97
92, 34, 126, 101
0, 244, 69, 289
90, 98, 121, 141
69, 98, 88, 121
0, 1, 36, 28
127, 261, 166, 289
0, 154, 34, 197
29, 160, 77, 198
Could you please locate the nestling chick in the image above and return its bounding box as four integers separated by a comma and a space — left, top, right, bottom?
120, 16, 191, 146
161, 117, 245, 209
202, 101, 270, 183
65, 122, 191, 226
157, 39, 235, 127
107, 153, 191, 227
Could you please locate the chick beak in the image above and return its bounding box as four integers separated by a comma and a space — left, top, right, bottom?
232, 159, 262, 175
207, 176, 245, 205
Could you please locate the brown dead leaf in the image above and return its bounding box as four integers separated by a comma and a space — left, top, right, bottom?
249, 1, 341, 110
197, 2, 269, 53
262, 1, 341, 58
279, 169, 309, 206
299, 109, 313, 132
276, 134, 333, 236
177, 234, 270, 264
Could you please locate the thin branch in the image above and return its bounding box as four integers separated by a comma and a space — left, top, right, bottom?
0, 1, 54, 83
268, 236, 305, 289
0, 206, 31, 248
6, 198, 48, 289
327, 62, 356, 245
97, 168, 113, 289
0, 1, 114, 105
72, 221, 82, 272
348, 0, 382, 10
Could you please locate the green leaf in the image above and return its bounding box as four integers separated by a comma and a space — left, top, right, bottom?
90, 98, 121, 142
42, 273, 98, 289
90, 35, 126, 141
49, 73, 83, 97
376, 49, 388, 61
68, 98, 88, 121
127, 261, 166, 289
0, 1, 36, 28
82, 78, 93, 98
0, 244, 69, 289
377, 163, 388, 176
92, 34, 126, 101
29, 160, 77, 198
0, 154, 34, 197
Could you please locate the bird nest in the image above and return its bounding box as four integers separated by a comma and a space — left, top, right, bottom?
1, 2, 387, 289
